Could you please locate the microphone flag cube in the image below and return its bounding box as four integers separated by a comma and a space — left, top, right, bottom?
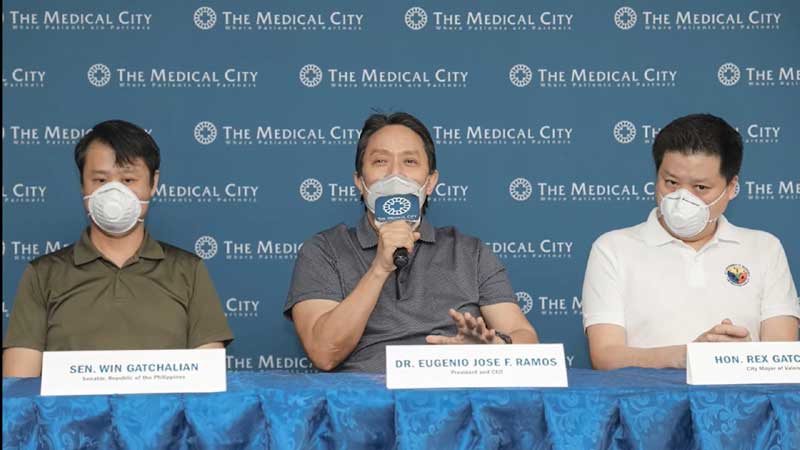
375, 194, 420, 223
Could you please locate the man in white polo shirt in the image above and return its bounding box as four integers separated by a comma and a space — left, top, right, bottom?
582, 113, 799, 370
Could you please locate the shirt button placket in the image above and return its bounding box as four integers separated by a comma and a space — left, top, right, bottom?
114, 269, 125, 300
686, 251, 706, 288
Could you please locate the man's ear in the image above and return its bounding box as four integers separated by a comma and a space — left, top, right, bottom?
79, 173, 87, 197
353, 171, 365, 197
150, 170, 160, 197
426, 170, 439, 196
728, 175, 739, 200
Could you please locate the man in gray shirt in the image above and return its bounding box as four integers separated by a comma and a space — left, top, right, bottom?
285, 112, 539, 372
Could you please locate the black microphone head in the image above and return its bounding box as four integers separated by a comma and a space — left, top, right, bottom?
393, 248, 409, 268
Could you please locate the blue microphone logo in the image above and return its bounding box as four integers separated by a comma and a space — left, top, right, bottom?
384, 197, 412, 216
375, 194, 420, 223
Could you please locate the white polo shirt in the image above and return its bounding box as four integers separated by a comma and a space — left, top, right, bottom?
582, 208, 799, 347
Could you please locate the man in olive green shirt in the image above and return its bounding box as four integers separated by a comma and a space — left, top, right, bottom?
2, 120, 233, 377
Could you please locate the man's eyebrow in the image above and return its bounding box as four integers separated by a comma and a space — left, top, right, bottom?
662, 170, 713, 183
398, 149, 422, 156
366, 148, 422, 155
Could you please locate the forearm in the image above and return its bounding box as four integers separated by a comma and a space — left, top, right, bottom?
308, 267, 391, 370
195, 342, 224, 349
760, 316, 799, 341
591, 344, 686, 370
2, 348, 43, 378
509, 327, 538, 344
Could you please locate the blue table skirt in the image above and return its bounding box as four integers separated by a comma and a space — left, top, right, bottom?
3, 368, 799, 450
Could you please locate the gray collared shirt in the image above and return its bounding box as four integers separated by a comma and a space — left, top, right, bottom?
285, 214, 516, 372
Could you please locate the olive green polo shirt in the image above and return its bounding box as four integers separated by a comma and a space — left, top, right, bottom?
3, 228, 233, 351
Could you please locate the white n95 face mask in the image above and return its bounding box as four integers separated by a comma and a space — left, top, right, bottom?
84, 181, 149, 236
361, 175, 428, 227
659, 187, 727, 239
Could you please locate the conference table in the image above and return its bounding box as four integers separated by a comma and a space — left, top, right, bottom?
3, 368, 799, 449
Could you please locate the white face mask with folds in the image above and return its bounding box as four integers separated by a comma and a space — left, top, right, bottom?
84, 182, 149, 236
658, 187, 727, 239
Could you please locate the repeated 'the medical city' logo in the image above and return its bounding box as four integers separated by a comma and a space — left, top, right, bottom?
5, 9, 153, 31
193, 121, 218, 145
194, 235, 302, 262
737, 123, 782, 144
151, 183, 259, 205
717, 62, 798, 87
299, 63, 468, 89
87, 63, 258, 88
298, 178, 470, 204
509, 177, 655, 202
612, 120, 637, 144
2, 124, 101, 146
486, 239, 573, 261
518, 291, 583, 317
227, 354, 316, 373
191, 120, 362, 147
611, 119, 782, 145
3, 183, 48, 204
509, 63, 677, 88
611, 120, 664, 145
299, 178, 326, 202
223, 296, 260, 319
193, 6, 364, 32
3, 239, 70, 262
404, 6, 573, 32
516, 292, 534, 315
740, 179, 799, 201
613, 5, 782, 31
2, 68, 46, 88
432, 124, 573, 146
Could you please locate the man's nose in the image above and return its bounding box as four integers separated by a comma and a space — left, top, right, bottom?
390, 161, 403, 176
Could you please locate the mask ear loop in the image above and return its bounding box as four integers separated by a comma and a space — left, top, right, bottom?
361, 177, 369, 195
707, 187, 728, 207
419, 175, 431, 193
360, 177, 378, 221
702, 187, 729, 227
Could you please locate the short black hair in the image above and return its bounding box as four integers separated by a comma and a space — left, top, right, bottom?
74, 120, 160, 185
355, 112, 436, 175
652, 113, 742, 183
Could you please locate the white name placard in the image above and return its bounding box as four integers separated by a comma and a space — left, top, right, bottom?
41, 349, 227, 396
687, 342, 800, 385
386, 344, 568, 389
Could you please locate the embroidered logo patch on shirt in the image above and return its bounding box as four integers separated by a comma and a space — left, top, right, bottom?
725, 264, 750, 286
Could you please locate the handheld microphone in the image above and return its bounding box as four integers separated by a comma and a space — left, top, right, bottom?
393, 248, 409, 269
374, 194, 420, 269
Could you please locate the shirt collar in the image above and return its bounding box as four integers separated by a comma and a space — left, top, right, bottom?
640, 208, 742, 247
73, 227, 165, 266
640, 208, 676, 247
711, 215, 742, 244
356, 213, 436, 249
